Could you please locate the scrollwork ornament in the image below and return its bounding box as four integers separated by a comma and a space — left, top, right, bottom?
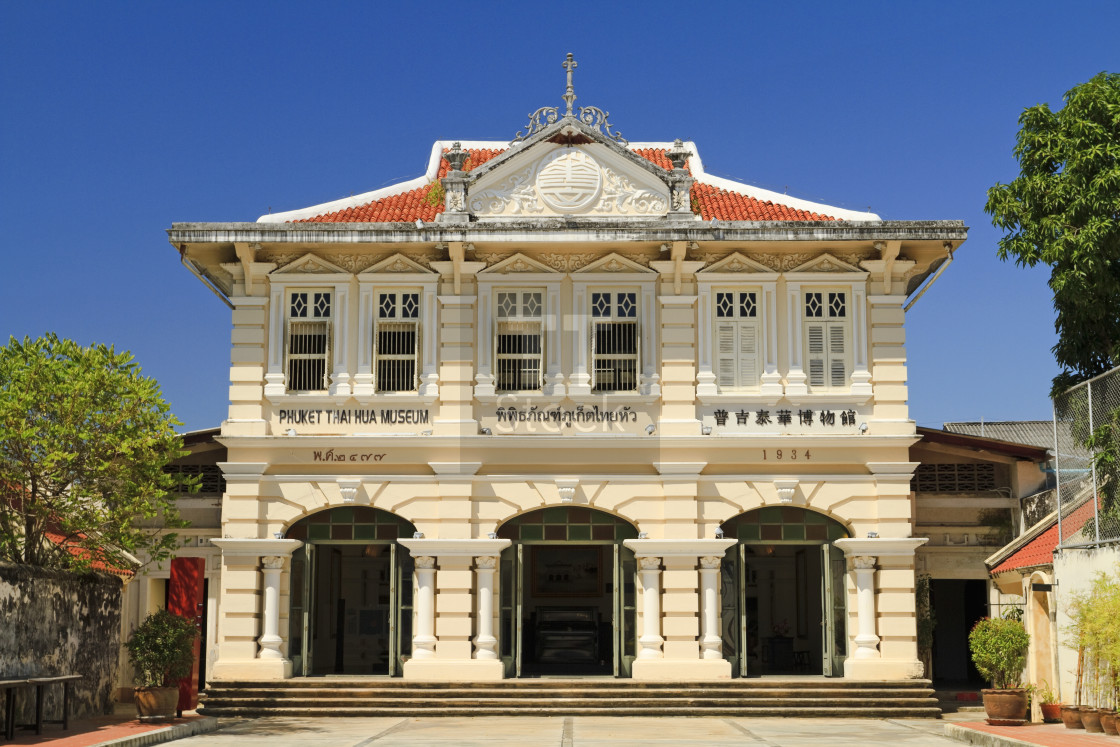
475, 556, 498, 570
700, 556, 721, 570
415, 556, 436, 569
851, 556, 876, 570
261, 556, 285, 570
638, 556, 662, 571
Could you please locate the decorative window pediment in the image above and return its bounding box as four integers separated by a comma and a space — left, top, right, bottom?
576, 252, 657, 275
270, 253, 349, 276
699, 252, 775, 274
787, 253, 864, 274
360, 253, 436, 276
469, 144, 669, 219
479, 253, 560, 275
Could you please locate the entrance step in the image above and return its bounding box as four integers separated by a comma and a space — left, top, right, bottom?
201, 678, 941, 718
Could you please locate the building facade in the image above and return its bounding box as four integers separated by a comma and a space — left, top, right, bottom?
171, 67, 966, 682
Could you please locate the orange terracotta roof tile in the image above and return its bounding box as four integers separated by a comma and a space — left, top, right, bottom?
293, 146, 837, 223
44, 529, 135, 577
990, 498, 1096, 574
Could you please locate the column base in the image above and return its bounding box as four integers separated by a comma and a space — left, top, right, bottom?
403, 658, 505, 681
210, 658, 292, 680
843, 657, 925, 680
631, 658, 731, 681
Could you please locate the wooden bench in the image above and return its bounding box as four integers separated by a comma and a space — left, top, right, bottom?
1, 675, 82, 740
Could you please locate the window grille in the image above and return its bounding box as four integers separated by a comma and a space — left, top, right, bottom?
285, 290, 332, 392
804, 290, 849, 389
591, 292, 639, 393
912, 463, 997, 493
376, 292, 420, 393
714, 291, 760, 389
496, 291, 544, 392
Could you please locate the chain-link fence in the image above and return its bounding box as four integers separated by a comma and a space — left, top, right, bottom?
1053, 365, 1120, 547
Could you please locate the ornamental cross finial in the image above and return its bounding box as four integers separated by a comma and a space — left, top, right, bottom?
562, 53, 577, 116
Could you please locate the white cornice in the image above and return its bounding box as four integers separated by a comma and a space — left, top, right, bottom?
623, 539, 736, 557
398, 539, 511, 557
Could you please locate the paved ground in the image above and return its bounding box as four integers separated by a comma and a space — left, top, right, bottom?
169, 715, 965, 747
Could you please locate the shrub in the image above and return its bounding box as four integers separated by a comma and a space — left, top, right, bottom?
125, 609, 198, 688
970, 616, 1030, 689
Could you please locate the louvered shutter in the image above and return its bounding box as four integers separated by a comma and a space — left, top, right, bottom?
738, 324, 760, 387
715, 322, 738, 387
828, 324, 846, 387
807, 323, 826, 387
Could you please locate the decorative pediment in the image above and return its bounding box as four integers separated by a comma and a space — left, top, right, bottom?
360, 253, 436, 275
479, 253, 560, 275
698, 252, 774, 274
576, 252, 656, 274
788, 253, 864, 274
469, 144, 669, 219
269, 253, 348, 275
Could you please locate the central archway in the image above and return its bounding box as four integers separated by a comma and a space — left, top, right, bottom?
497, 506, 639, 678
286, 506, 416, 677
719, 507, 850, 677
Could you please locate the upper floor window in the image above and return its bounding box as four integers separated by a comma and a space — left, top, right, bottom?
803, 290, 851, 390
591, 291, 639, 393
714, 290, 760, 390
286, 290, 332, 392
376, 291, 420, 393
496, 290, 544, 392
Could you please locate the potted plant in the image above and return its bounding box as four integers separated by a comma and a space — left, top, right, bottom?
125, 609, 199, 721
1065, 572, 1120, 732
1031, 683, 1061, 723
969, 614, 1030, 725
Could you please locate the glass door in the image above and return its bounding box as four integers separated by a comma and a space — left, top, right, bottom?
499, 544, 523, 678
820, 543, 847, 676
613, 544, 637, 677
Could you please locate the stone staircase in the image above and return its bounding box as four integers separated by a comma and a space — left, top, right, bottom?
200, 678, 942, 718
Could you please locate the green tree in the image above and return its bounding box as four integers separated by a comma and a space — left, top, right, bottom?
985, 72, 1120, 393
0, 334, 189, 570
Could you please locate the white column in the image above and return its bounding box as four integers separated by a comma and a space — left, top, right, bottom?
640, 285, 660, 396
695, 287, 717, 396
849, 283, 872, 397
570, 284, 591, 394
353, 285, 375, 397
264, 285, 286, 397
851, 555, 880, 659
258, 556, 284, 659
543, 284, 564, 395
785, 281, 807, 396
474, 289, 495, 396
329, 282, 351, 396
473, 556, 498, 660
760, 284, 783, 396
699, 555, 722, 660
638, 556, 664, 659
419, 288, 439, 396
413, 556, 437, 659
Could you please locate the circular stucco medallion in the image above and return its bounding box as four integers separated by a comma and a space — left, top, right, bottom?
536, 150, 602, 213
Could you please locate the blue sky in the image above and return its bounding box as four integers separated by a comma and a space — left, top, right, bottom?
2, 1, 1117, 433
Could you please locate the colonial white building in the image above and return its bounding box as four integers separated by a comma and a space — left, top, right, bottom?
170, 58, 967, 683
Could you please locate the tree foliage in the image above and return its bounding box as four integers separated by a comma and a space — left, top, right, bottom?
969, 615, 1030, 689
0, 334, 189, 570
986, 72, 1120, 393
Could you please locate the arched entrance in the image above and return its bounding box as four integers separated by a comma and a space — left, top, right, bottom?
286, 507, 416, 676
719, 507, 850, 677
496, 506, 639, 677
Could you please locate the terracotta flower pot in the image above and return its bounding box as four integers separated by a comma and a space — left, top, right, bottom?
1039, 703, 1062, 723
1061, 705, 1086, 729
1100, 710, 1118, 736
1081, 707, 1104, 733
981, 688, 1029, 726
134, 686, 179, 722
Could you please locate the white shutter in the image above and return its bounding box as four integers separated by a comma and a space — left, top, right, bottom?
828, 324, 846, 387
715, 322, 737, 388
807, 323, 826, 387
738, 324, 759, 388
